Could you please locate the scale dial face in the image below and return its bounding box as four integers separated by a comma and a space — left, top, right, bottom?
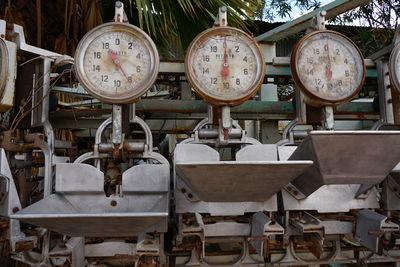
0, 38, 9, 99
185, 26, 265, 106
75, 22, 159, 104
291, 30, 365, 105
389, 42, 400, 93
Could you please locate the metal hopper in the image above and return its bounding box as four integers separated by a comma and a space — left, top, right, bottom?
11, 162, 169, 237
289, 131, 400, 198
175, 144, 312, 202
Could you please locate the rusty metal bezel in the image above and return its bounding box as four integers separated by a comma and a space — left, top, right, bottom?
0, 38, 9, 100
389, 42, 400, 94
290, 30, 366, 106
185, 26, 265, 107
74, 22, 159, 104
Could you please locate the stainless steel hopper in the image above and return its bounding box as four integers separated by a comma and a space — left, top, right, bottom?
11, 162, 169, 237
175, 144, 312, 202
289, 131, 400, 198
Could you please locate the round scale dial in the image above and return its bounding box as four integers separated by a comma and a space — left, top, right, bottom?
75, 22, 159, 104
291, 30, 365, 106
389, 41, 400, 93
185, 26, 265, 106
0, 38, 9, 99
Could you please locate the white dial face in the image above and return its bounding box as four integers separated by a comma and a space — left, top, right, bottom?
294, 31, 364, 103
75, 23, 159, 103
186, 27, 264, 105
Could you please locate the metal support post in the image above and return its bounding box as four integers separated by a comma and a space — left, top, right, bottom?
114, 1, 127, 23
112, 104, 123, 145
322, 105, 335, 130
215, 6, 227, 27
221, 106, 231, 129
129, 104, 136, 123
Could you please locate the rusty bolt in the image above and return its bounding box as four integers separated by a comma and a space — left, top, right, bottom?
12, 207, 19, 213
188, 193, 193, 199
110, 200, 117, 207
287, 186, 292, 191
181, 188, 186, 194
293, 190, 298, 195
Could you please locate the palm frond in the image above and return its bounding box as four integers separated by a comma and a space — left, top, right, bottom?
119, 0, 262, 57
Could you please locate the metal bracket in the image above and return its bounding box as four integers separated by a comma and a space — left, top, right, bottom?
283, 182, 307, 200
9, 22, 61, 57
114, 1, 129, 23
322, 105, 335, 130
355, 184, 375, 199
179, 213, 205, 261
214, 6, 227, 27
136, 234, 162, 259
290, 212, 324, 238
190, 110, 251, 146
250, 212, 284, 256
307, 10, 327, 33
356, 209, 399, 254
112, 105, 123, 145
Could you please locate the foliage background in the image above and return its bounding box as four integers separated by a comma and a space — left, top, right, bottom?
0, 0, 398, 58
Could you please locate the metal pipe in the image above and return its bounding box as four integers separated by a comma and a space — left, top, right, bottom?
123, 142, 145, 152
42, 120, 53, 198
193, 118, 210, 133
131, 116, 153, 152
95, 117, 112, 145
277, 87, 303, 146
74, 152, 96, 163
98, 143, 113, 153
94, 117, 112, 169
98, 142, 146, 153
198, 128, 242, 139
41, 120, 54, 263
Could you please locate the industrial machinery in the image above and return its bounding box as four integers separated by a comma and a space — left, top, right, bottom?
1, 1, 400, 266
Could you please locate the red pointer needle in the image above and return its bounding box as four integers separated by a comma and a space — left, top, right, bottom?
325, 42, 333, 80
221, 38, 230, 79
108, 48, 131, 82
